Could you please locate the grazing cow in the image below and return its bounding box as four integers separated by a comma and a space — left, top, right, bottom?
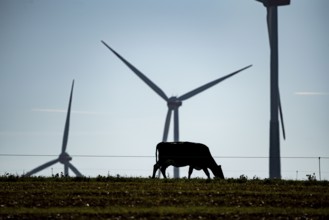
152, 142, 224, 179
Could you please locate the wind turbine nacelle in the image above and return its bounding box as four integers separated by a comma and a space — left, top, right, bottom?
167, 97, 182, 108
59, 153, 72, 163
265, 0, 290, 7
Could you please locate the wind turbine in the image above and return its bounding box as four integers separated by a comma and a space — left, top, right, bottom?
24, 80, 83, 177
255, 0, 290, 179
102, 40, 252, 178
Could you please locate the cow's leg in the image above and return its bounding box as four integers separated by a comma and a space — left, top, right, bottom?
188, 166, 194, 179
160, 165, 168, 179
203, 168, 211, 179
152, 163, 160, 178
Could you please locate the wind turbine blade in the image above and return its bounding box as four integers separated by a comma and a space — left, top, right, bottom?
24, 158, 60, 177
267, 7, 272, 46
62, 80, 74, 154
265, 6, 274, 50
278, 90, 286, 140
179, 65, 252, 101
173, 108, 179, 142
101, 41, 168, 101
68, 163, 83, 177
162, 108, 172, 142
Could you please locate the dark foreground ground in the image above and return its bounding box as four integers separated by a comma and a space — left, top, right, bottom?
0, 176, 328, 219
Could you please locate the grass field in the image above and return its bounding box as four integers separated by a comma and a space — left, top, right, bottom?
0, 175, 329, 219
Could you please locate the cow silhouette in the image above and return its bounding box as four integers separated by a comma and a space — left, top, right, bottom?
152, 142, 224, 179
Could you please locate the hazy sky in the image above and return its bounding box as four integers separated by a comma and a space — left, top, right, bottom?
1, 0, 328, 179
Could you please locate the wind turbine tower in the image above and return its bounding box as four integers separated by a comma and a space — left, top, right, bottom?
255, 0, 290, 179
102, 40, 252, 178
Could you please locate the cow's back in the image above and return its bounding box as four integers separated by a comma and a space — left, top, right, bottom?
156, 142, 215, 166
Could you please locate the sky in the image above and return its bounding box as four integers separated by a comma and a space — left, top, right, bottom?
0, 0, 328, 180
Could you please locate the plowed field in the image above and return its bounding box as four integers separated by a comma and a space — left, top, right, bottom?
0, 177, 328, 219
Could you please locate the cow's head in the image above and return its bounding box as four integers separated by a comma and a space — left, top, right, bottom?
214, 165, 224, 179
